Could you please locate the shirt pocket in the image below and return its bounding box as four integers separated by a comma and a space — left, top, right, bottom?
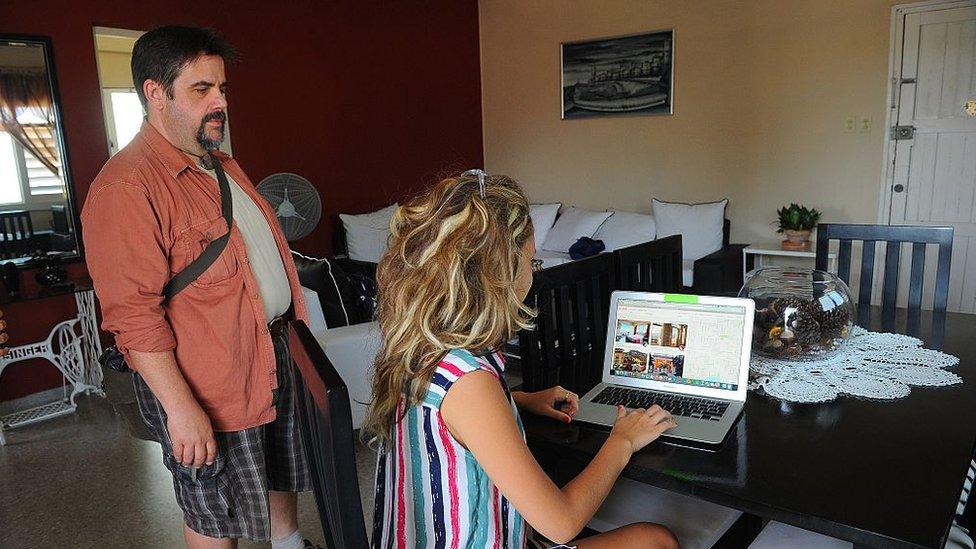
171, 216, 239, 287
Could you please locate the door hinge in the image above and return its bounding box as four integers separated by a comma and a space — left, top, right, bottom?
891, 126, 915, 140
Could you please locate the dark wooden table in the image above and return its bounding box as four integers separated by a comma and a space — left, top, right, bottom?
524, 307, 976, 548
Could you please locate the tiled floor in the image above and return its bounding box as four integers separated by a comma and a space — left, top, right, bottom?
0, 371, 377, 548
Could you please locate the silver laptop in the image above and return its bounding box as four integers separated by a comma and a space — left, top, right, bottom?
575, 291, 755, 445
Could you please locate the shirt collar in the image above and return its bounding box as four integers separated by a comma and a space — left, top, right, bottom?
137, 120, 231, 179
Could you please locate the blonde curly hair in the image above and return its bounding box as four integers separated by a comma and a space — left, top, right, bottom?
362, 171, 535, 446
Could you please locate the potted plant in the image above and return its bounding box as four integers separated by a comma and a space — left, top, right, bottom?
776, 203, 821, 250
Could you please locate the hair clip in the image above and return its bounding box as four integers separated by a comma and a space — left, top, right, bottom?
461, 169, 487, 198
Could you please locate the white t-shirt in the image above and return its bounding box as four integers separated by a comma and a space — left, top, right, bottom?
198, 160, 291, 322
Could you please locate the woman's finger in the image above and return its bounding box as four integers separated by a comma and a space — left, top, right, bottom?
645, 408, 672, 425
563, 393, 580, 417
542, 406, 572, 424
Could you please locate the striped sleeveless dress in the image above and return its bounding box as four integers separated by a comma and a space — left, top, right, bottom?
372, 348, 533, 548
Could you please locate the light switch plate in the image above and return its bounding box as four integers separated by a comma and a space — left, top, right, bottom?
844, 117, 856, 133
859, 116, 872, 133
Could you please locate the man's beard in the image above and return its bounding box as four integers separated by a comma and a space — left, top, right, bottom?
196, 111, 226, 151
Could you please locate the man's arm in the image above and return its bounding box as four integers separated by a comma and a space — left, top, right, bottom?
82, 181, 215, 467
130, 350, 216, 467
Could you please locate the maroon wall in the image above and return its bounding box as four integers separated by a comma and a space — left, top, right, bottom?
0, 0, 484, 401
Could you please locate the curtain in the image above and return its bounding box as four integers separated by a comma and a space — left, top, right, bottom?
0, 68, 60, 178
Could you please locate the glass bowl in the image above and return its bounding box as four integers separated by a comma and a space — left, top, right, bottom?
739, 267, 855, 361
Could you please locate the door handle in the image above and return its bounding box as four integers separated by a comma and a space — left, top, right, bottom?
893, 184, 905, 193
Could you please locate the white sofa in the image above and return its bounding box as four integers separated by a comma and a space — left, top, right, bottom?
342, 201, 732, 290
302, 287, 381, 430
530, 203, 729, 289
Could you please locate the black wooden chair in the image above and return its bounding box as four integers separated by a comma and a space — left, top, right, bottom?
0, 210, 35, 259
815, 223, 954, 327
614, 234, 683, 293
288, 320, 368, 549
519, 253, 614, 395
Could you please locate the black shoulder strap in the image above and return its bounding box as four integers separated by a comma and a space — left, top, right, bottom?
161, 154, 233, 303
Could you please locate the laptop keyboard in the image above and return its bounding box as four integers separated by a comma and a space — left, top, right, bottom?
592, 386, 730, 421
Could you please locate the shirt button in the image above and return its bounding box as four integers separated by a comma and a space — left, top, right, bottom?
251, 293, 260, 300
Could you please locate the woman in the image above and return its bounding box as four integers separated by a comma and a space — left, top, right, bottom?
365, 171, 678, 548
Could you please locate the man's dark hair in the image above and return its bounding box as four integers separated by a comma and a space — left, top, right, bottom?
131, 26, 237, 108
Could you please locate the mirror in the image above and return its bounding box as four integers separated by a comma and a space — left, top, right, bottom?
0, 35, 81, 266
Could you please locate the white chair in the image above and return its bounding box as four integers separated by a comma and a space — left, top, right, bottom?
588, 477, 742, 549
748, 522, 851, 549
301, 287, 381, 430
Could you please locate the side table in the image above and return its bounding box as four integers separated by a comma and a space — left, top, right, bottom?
742, 241, 838, 280
0, 280, 104, 445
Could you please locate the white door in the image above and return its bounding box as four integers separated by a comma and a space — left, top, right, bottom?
887, 2, 976, 313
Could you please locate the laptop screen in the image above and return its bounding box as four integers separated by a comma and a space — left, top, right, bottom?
610, 298, 747, 391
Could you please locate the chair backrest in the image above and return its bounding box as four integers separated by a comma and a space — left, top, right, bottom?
519, 253, 614, 394
0, 210, 35, 259
815, 223, 953, 322
288, 320, 368, 549
614, 235, 683, 292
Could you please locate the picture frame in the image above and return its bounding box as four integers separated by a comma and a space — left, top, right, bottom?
561, 29, 674, 119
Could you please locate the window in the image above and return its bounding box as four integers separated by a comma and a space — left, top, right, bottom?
0, 132, 25, 205
0, 129, 64, 207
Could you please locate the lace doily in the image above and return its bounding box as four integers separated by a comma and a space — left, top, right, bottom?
751, 326, 961, 403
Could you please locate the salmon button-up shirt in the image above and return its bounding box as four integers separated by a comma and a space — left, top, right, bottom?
82, 122, 309, 432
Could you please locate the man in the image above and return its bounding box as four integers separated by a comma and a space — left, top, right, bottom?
83, 27, 318, 549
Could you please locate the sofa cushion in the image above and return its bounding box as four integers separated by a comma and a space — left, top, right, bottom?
594, 210, 657, 251
529, 203, 561, 245
311, 320, 382, 430
339, 203, 397, 262
292, 251, 357, 328
542, 207, 613, 253
301, 287, 329, 333
652, 198, 727, 262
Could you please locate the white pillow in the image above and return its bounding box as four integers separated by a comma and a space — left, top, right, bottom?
652, 198, 727, 261
529, 203, 560, 245
594, 211, 657, 251
542, 206, 613, 253
339, 203, 397, 262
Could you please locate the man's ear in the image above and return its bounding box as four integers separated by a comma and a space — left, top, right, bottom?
143, 79, 167, 112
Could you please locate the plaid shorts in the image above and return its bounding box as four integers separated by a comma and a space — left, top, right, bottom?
133, 325, 311, 541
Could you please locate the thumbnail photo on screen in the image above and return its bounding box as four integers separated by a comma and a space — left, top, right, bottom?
611, 318, 688, 380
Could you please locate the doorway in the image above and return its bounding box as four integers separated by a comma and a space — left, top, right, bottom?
882, 1, 976, 313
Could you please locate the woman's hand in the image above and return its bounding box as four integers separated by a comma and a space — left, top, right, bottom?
0, 308, 9, 357
608, 404, 676, 454
514, 385, 579, 423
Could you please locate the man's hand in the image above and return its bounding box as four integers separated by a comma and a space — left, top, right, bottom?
167, 401, 217, 468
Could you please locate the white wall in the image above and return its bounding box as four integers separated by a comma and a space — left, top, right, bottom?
480, 0, 910, 243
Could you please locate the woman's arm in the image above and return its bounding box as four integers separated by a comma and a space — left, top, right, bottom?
442, 371, 674, 544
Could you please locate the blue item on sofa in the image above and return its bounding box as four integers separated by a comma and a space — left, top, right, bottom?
569, 237, 606, 260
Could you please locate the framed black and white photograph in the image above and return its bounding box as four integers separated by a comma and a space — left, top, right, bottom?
561, 29, 674, 119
